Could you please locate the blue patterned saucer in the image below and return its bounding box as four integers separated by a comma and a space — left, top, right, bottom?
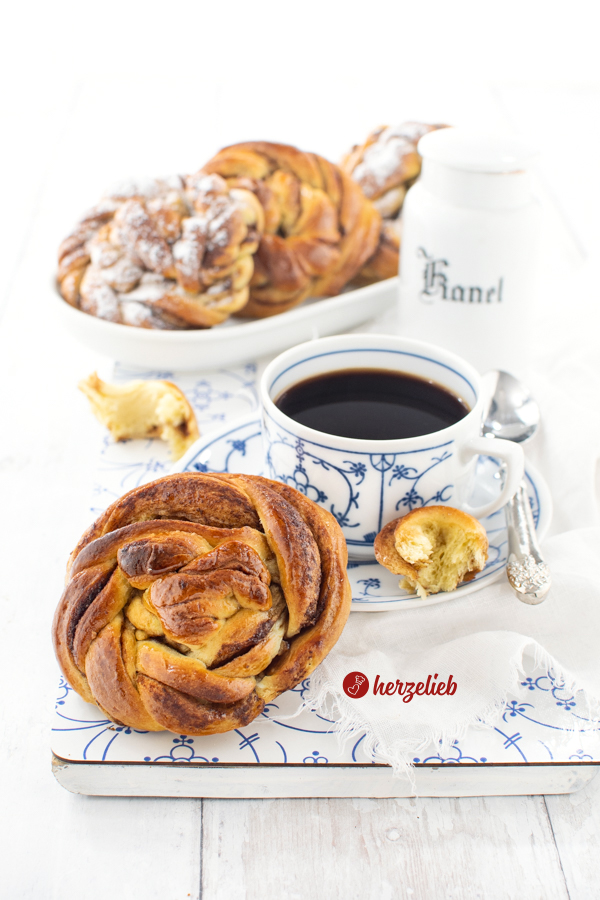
173, 414, 552, 612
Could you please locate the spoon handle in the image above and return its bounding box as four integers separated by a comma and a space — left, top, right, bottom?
505, 480, 551, 604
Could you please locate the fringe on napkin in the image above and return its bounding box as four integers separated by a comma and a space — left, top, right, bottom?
298, 639, 600, 783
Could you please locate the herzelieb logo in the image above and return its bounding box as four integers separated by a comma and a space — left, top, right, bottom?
342, 672, 458, 702
343, 672, 370, 698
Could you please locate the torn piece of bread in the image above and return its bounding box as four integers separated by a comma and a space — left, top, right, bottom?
374, 506, 488, 599
79, 373, 199, 460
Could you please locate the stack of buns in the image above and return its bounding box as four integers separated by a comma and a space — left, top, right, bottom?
58, 124, 446, 329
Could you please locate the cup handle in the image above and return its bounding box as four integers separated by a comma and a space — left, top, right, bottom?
458, 436, 524, 520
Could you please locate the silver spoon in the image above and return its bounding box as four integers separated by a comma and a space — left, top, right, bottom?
482, 370, 551, 605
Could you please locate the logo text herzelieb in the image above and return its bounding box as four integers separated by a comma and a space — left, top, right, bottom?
343, 672, 457, 702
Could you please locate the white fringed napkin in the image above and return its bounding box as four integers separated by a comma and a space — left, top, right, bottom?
304, 338, 600, 775
305, 528, 600, 774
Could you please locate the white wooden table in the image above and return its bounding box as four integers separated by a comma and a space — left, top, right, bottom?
1, 4, 599, 895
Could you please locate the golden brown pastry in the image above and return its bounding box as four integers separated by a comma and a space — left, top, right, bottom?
374, 505, 488, 599
57, 174, 264, 328
52, 473, 351, 735
79, 373, 199, 460
342, 123, 448, 283
201, 142, 382, 317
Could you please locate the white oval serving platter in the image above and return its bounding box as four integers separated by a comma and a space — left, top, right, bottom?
53, 277, 397, 371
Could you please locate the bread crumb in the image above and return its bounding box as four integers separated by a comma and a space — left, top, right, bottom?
374, 506, 489, 597
79, 372, 199, 460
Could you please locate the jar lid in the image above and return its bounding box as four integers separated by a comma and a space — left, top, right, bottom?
417, 128, 537, 174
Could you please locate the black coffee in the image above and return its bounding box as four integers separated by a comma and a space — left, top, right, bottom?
275, 368, 469, 440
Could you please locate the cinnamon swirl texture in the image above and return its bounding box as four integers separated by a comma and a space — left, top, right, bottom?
53, 473, 351, 735
201, 142, 382, 317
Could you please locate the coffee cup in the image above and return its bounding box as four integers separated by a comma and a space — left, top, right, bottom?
260, 334, 523, 559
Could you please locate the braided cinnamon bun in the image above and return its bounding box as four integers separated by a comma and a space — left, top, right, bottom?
342, 123, 448, 283
201, 142, 382, 317
52, 473, 351, 735
57, 174, 264, 329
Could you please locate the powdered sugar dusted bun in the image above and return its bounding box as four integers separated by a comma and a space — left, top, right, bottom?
342, 122, 448, 283
57, 173, 264, 329
374, 505, 488, 599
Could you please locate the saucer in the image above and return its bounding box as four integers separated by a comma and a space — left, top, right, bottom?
173, 413, 552, 611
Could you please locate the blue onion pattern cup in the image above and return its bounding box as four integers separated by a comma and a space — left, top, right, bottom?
260, 334, 524, 559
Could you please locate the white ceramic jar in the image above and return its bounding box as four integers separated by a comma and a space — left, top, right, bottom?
398, 129, 541, 377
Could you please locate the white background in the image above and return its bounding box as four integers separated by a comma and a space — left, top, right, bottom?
1, 1, 600, 897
